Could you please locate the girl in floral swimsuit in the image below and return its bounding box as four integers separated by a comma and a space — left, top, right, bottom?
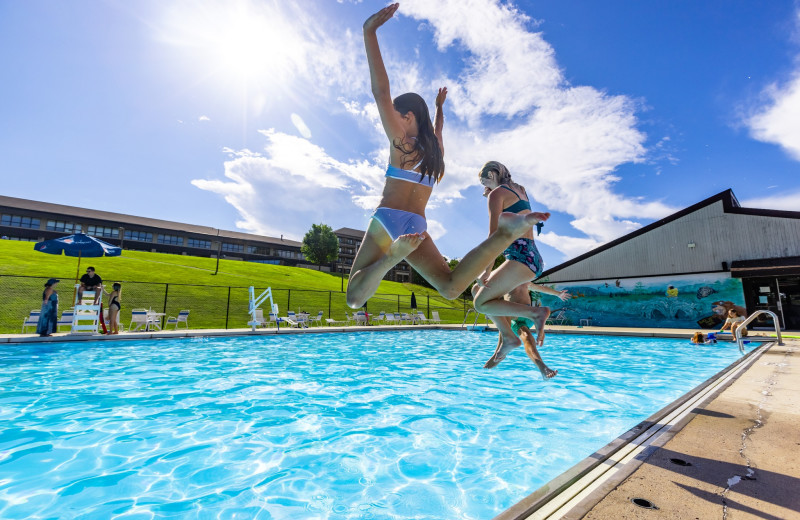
473, 161, 554, 367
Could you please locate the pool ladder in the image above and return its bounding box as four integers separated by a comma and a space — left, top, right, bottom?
462, 309, 491, 331
735, 310, 783, 352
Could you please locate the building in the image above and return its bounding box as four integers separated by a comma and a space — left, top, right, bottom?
333, 227, 411, 282
536, 190, 800, 330
0, 195, 306, 265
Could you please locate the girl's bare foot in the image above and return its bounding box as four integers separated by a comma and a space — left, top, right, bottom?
497, 212, 551, 239
388, 233, 425, 261
483, 336, 522, 369
538, 365, 558, 380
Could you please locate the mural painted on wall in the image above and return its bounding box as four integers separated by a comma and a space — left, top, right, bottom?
536, 273, 745, 329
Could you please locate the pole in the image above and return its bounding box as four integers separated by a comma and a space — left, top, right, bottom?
340, 264, 344, 292
225, 287, 231, 329
213, 230, 221, 275
427, 294, 430, 319
162, 283, 169, 329
287, 289, 291, 314
328, 291, 332, 318
72, 251, 82, 306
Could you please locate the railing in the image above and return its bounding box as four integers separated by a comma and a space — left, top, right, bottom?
735, 310, 783, 352
461, 308, 491, 331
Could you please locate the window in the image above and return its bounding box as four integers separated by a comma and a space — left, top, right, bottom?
87, 225, 119, 238
247, 245, 269, 255
1, 214, 40, 229
124, 230, 153, 242
46, 220, 81, 233
188, 238, 211, 249
222, 243, 244, 253
157, 234, 183, 246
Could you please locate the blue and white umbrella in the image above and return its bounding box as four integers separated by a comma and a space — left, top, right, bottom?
34, 233, 121, 285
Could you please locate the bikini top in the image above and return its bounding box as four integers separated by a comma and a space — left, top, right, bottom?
498, 185, 531, 213
385, 164, 436, 188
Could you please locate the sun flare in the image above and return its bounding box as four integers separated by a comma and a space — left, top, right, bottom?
159, 1, 305, 88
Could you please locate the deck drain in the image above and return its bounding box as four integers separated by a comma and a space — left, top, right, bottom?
631, 498, 658, 509
669, 457, 692, 467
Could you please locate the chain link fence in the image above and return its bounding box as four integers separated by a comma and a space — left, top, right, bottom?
1, 275, 473, 334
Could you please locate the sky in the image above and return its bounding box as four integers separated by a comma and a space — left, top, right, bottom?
2, 0, 800, 266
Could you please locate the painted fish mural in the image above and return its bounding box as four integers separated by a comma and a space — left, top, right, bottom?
696, 286, 718, 299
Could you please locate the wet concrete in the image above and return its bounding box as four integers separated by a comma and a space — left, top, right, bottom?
572, 340, 800, 520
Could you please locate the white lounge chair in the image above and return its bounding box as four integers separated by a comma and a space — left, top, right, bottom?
371, 311, 386, 324
282, 311, 306, 328
354, 311, 369, 326
384, 312, 397, 325
57, 310, 75, 332
307, 311, 324, 326
416, 311, 429, 324
430, 311, 442, 324
129, 308, 153, 332
22, 310, 40, 333
166, 310, 190, 329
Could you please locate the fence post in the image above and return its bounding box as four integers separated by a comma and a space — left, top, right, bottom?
397, 294, 400, 313
328, 291, 332, 318
287, 289, 291, 314
162, 283, 169, 329
427, 294, 430, 319
225, 287, 231, 329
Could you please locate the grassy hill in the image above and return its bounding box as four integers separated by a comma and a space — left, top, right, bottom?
0, 240, 471, 333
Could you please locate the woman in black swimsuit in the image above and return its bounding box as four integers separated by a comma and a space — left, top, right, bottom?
107, 283, 122, 335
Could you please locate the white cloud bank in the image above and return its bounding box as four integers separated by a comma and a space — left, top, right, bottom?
181, 0, 677, 258
742, 190, 800, 212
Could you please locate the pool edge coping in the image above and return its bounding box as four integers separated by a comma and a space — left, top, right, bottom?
491, 340, 772, 520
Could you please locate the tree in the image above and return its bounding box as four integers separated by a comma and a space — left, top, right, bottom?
301, 224, 339, 265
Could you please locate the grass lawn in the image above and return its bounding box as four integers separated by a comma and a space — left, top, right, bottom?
0, 240, 472, 333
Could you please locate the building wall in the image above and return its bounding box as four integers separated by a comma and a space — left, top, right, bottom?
546, 200, 800, 282
538, 272, 746, 329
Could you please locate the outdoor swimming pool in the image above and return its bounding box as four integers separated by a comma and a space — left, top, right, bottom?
0, 330, 757, 519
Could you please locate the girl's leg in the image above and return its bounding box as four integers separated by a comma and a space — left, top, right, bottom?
518, 325, 558, 379
474, 262, 552, 343
346, 219, 425, 308
406, 212, 543, 300
483, 316, 522, 369
109, 309, 118, 333
507, 284, 551, 347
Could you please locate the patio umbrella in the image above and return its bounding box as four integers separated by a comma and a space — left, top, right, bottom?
410, 292, 417, 310
34, 233, 121, 287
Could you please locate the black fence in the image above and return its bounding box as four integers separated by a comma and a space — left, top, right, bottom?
1, 275, 474, 334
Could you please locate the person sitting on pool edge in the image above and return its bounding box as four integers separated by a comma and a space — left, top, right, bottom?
719, 308, 747, 340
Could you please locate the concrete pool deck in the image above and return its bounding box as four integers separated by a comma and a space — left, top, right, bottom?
2, 325, 798, 519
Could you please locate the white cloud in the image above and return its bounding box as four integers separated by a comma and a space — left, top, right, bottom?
190, 0, 678, 261
198, 115, 210, 122
741, 190, 800, 212
747, 73, 800, 160
746, 9, 800, 160
290, 113, 312, 139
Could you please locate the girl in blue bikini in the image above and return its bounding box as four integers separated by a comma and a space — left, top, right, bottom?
473, 161, 556, 366
347, 4, 543, 308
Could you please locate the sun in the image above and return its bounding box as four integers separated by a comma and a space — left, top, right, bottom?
158, 1, 305, 88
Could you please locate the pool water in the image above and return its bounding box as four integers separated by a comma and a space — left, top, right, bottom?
0, 331, 756, 519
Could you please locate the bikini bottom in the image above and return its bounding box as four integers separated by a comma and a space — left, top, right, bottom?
371, 207, 427, 241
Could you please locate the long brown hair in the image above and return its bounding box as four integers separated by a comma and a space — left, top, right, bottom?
392, 92, 444, 183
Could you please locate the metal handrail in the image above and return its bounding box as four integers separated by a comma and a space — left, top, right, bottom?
734, 310, 783, 352
461, 309, 490, 330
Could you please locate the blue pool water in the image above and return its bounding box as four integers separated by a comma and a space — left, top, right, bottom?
0, 331, 756, 519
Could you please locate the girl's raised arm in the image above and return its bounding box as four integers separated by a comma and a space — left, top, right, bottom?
434, 87, 447, 155
363, 4, 404, 141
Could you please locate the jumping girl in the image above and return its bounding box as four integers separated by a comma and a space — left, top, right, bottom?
473, 160, 555, 366
347, 4, 542, 308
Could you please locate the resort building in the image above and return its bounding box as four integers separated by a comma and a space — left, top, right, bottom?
537, 190, 800, 330
334, 227, 412, 283
0, 195, 411, 280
